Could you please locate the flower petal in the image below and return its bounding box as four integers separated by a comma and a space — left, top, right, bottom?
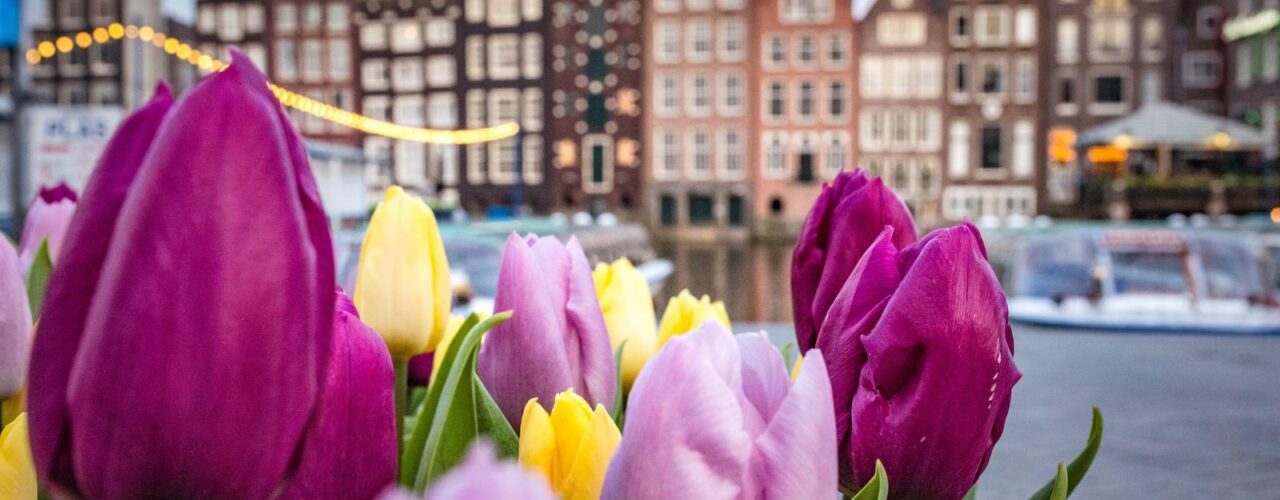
751, 350, 837, 500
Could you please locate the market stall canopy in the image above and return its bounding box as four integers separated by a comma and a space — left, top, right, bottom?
1077, 101, 1273, 150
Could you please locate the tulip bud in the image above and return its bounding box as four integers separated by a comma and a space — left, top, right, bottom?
791, 169, 917, 352
284, 289, 396, 498
520, 389, 620, 500
478, 233, 616, 426
602, 323, 837, 499
593, 258, 657, 388
28, 51, 336, 498
0, 413, 36, 500
355, 186, 452, 360
380, 441, 557, 500
656, 289, 730, 346
818, 222, 1019, 498
18, 183, 77, 275
0, 241, 32, 399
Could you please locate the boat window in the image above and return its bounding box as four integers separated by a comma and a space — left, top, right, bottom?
1015, 237, 1096, 298
1196, 239, 1264, 300
1111, 252, 1188, 295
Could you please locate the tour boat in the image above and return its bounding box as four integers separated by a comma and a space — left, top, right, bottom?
1006, 228, 1280, 335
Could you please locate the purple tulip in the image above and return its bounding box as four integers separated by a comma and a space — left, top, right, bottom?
27, 50, 336, 498
283, 289, 396, 499
380, 441, 557, 500
791, 169, 917, 352
0, 239, 32, 399
601, 322, 837, 499
478, 233, 615, 425
817, 222, 1019, 499
18, 183, 78, 274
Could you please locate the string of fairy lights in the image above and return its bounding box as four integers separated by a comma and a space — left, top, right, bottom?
23, 23, 520, 145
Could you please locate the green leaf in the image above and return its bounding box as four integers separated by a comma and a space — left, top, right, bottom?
26, 239, 52, 318
409, 312, 512, 491
963, 484, 977, 500
611, 340, 628, 428
1049, 462, 1070, 500
780, 341, 796, 368
474, 374, 519, 458
849, 460, 889, 500
1029, 406, 1104, 500
400, 314, 481, 483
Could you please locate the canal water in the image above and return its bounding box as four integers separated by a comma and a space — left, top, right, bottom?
654, 241, 796, 324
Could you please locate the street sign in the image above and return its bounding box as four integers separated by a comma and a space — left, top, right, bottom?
23, 105, 125, 201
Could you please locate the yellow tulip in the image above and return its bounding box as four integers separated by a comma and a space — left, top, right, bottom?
355, 186, 451, 359
1, 386, 24, 427
519, 390, 620, 500
657, 289, 731, 346
791, 353, 804, 382
0, 413, 36, 500
592, 259, 657, 389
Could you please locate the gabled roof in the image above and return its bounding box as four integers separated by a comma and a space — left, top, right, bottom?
1077, 101, 1273, 150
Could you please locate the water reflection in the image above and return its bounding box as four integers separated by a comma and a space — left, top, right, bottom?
654, 241, 795, 324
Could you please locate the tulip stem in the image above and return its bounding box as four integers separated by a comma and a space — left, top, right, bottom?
393, 357, 408, 467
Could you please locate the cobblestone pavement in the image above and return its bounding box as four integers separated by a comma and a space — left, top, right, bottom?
977, 326, 1280, 499
751, 323, 1280, 499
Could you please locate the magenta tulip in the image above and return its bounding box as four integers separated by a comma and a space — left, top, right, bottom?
791, 169, 917, 352
27, 50, 336, 498
601, 322, 837, 499
283, 289, 396, 498
0, 239, 32, 399
18, 183, 78, 274
817, 222, 1019, 499
478, 233, 616, 425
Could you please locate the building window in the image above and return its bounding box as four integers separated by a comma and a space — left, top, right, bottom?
1183, 51, 1222, 88
767, 36, 787, 69
391, 21, 424, 53
301, 3, 322, 30
657, 74, 680, 116
951, 57, 970, 101
1141, 70, 1161, 103
949, 121, 970, 178
876, 13, 927, 46
217, 4, 243, 41
826, 133, 848, 178
689, 74, 712, 116
979, 58, 1006, 97
768, 82, 786, 120
426, 55, 456, 88
488, 35, 520, 80
951, 7, 972, 46
489, 0, 521, 27
890, 110, 910, 148
655, 22, 680, 63
687, 20, 713, 63
522, 34, 542, 79
980, 126, 1002, 170
721, 73, 745, 115
466, 37, 486, 80
1058, 77, 1076, 105
766, 134, 787, 178
798, 81, 816, 119
522, 0, 543, 20
660, 195, 677, 226
427, 19, 455, 47
721, 129, 745, 178
1090, 17, 1131, 61
796, 136, 816, 183
1094, 75, 1124, 104
361, 23, 387, 50
276, 3, 297, 32
1057, 19, 1079, 63
522, 89, 542, 132
275, 40, 297, 80
301, 40, 323, 82
975, 6, 1010, 46
861, 55, 884, 98
687, 194, 715, 225
244, 4, 264, 33
1014, 7, 1036, 46
391, 58, 424, 91
689, 131, 712, 178
719, 18, 745, 61
582, 135, 612, 193
827, 34, 848, 67
659, 130, 680, 179
361, 59, 388, 90
828, 81, 847, 119
915, 110, 941, 151
198, 5, 216, 34
326, 3, 348, 32
1013, 120, 1033, 178
1141, 17, 1163, 62
1015, 56, 1035, 101
797, 36, 817, 67
1197, 6, 1223, 40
